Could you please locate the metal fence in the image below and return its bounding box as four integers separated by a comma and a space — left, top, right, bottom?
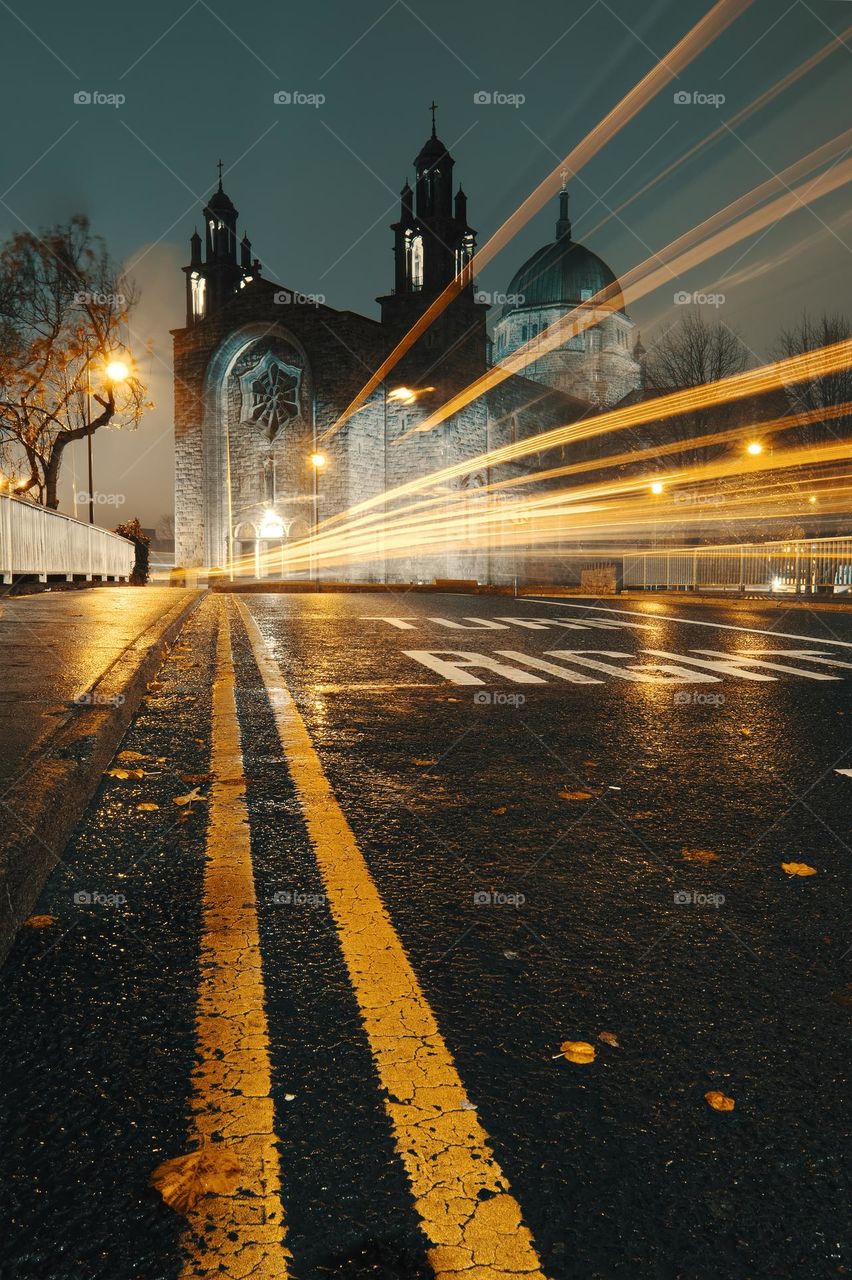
621, 535, 852, 594
0, 494, 135, 583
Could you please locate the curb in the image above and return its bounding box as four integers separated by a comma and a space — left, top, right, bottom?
0, 590, 204, 967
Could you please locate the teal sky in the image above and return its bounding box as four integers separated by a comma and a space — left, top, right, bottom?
1, 0, 850, 527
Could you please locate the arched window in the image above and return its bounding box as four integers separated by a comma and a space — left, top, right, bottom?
190, 272, 206, 320
410, 234, 424, 290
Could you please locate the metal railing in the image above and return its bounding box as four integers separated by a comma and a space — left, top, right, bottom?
621, 535, 852, 594
0, 494, 135, 584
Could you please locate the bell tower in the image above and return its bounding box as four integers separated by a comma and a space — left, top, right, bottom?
182, 162, 260, 326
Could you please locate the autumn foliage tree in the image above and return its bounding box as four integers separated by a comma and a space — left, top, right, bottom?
0, 216, 149, 508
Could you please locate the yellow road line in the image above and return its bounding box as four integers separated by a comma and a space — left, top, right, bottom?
235, 597, 548, 1280
180, 598, 289, 1277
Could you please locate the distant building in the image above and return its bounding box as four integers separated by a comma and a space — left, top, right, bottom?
172, 114, 635, 580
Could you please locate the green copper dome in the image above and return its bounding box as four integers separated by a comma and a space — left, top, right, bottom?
503, 191, 625, 315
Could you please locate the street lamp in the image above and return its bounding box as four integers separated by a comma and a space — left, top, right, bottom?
85, 355, 130, 525
745, 441, 763, 456
650, 480, 664, 495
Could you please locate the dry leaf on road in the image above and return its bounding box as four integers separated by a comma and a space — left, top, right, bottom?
106, 768, 144, 780
781, 862, 817, 877
598, 1031, 620, 1047
137, 802, 159, 812
682, 849, 719, 864
149, 1146, 243, 1215
705, 1090, 735, 1112
557, 1040, 596, 1064
24, 914, 57, 928
173, 787, 206, 808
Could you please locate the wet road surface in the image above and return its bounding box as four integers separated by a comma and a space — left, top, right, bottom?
2, 591, 850, 1279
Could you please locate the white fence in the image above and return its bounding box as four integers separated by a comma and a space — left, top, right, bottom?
0, 494, 135, 583
620, 535, 852, 594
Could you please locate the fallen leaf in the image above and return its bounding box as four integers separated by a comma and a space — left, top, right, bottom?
137, 802, 160, 812
631, 810, 655, 820
739, 727, 751, 738
414, 759, 437, 766
117, 750, 146, 762
106, 767, 144, 780
147, 681, 165, 693
24, 914, 57, 928
560, 789, 596, 802
557, 1040, 596, 1064
493, 806, 508, 815
705, 1090, 735, 1112
149, 1146, 243, 1215
283, 1093, 296, 1102
682, 849, 719, 864
173, 787, 206, 808
504, 950, 519, 960
781, 862, 817, 877
180, 773, 211, 785
598, 1031, 620, 1047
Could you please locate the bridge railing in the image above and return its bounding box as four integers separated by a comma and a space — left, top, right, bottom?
0, 494, 135, 584
620, 534, 852, 593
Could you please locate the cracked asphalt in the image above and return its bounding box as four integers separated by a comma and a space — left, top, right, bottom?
1, 591, 850, 1280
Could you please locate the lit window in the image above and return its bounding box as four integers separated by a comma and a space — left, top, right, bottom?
191, 272, 206, 319
410, 234, 424, 290
580, 288, 593, 302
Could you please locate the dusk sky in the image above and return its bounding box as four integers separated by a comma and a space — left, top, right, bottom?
1, 0, 849, 528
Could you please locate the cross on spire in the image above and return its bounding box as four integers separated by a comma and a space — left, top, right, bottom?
430, 100, 438, 136
217, 158, 224, 190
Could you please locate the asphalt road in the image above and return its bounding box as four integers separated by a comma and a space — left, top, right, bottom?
2, 591, 850, 1280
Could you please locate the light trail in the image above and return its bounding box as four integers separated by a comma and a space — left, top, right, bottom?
398, 131, 852, 443
306, 337, 852, 551
578, 24, 852, 245
319, 0, 755, 443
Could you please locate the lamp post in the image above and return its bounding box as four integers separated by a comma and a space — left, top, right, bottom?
85, 356, 130, 525
309, 452, 326, 583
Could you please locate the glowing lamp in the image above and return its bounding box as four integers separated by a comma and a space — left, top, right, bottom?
650, 480, 664, 495
259, 511, 284, 539
746, 441, 763, 456
310, 453, 326, 469
106, 359, 130, 383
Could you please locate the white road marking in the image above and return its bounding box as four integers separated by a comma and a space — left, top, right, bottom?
642, 649, 776, 681
362, 616, 418, 630
494, 651, 603, 684
543, 650, 720, 683
690, 649, 840, 680
528, 598, 852, 649
741, 649, 852, 671
836, 769, 852, 778
427, 617, 511, 630
401, 650, 547, 685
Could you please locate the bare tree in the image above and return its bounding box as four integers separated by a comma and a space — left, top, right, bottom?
775, 312, 852, 445
640, 310, 749, 472
645, 309, 748, 392
0, 216, 149, 508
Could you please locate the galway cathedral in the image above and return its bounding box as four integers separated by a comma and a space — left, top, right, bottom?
173, 111, 643, 581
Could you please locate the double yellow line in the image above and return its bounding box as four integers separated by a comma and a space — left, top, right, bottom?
180, 596, 547, 1278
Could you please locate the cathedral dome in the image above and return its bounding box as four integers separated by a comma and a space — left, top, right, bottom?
503, 190, 624, 315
